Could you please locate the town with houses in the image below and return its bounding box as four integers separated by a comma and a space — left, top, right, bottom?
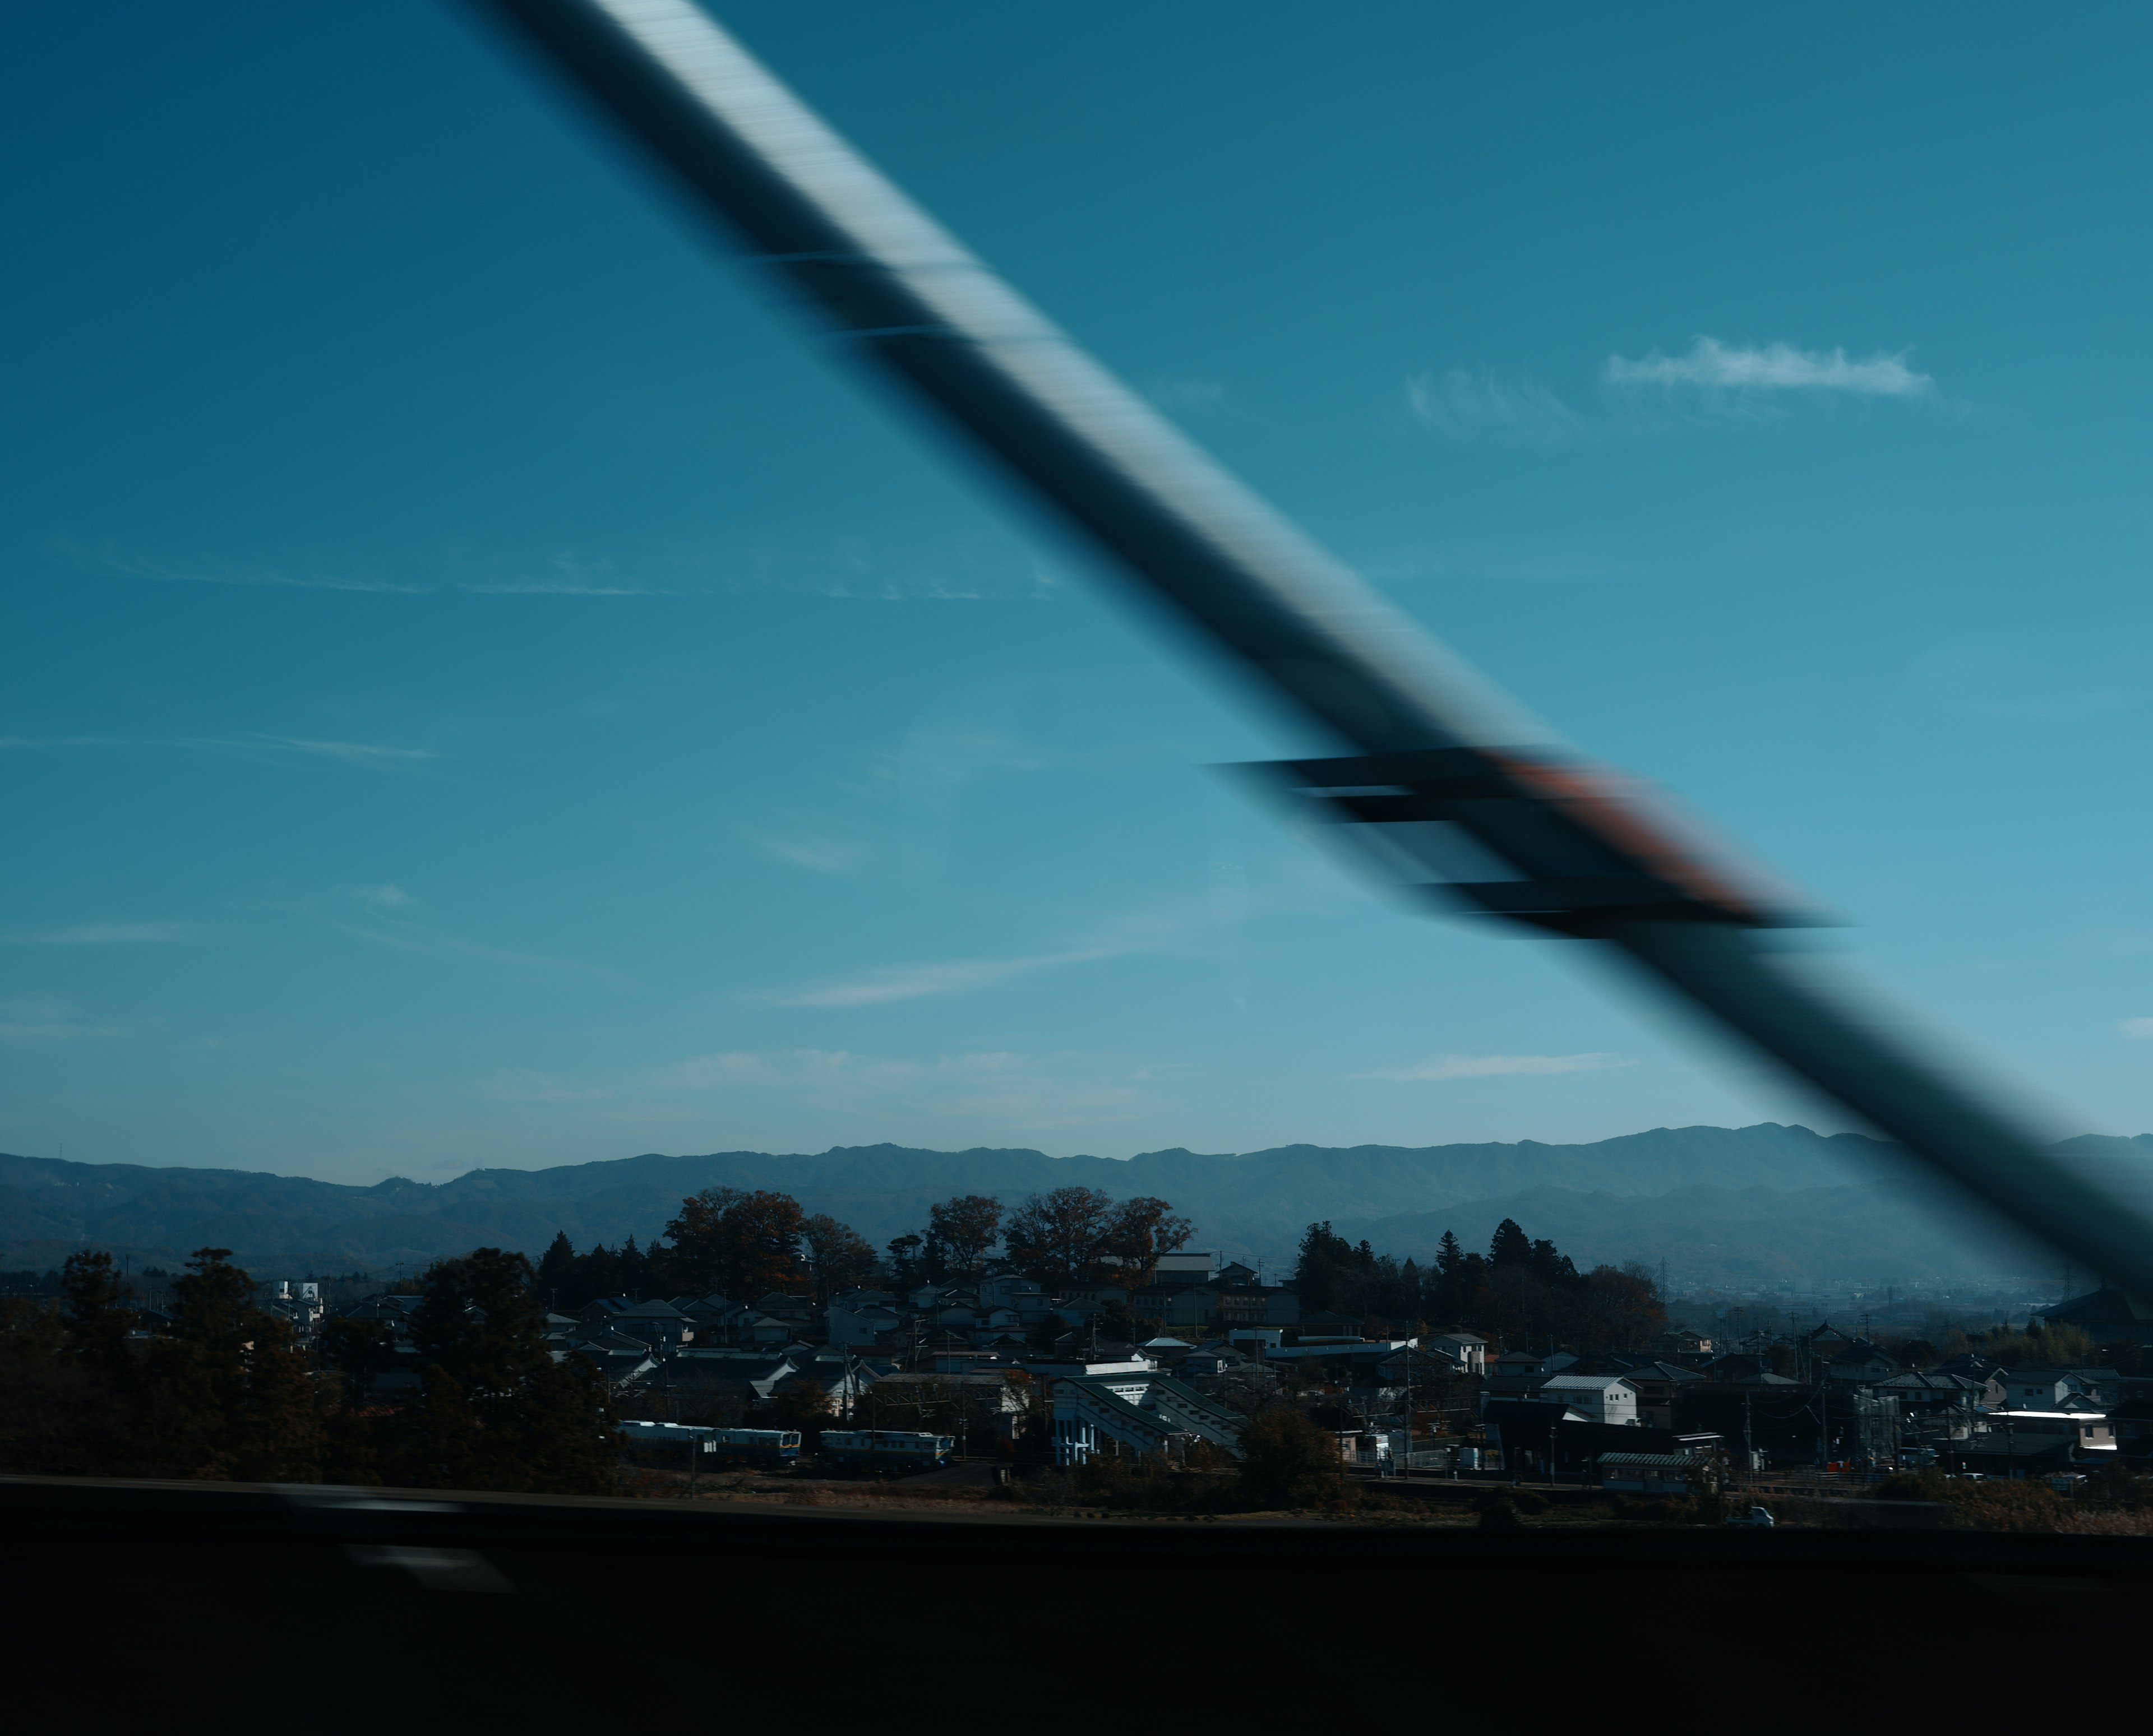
286, 1248, 2153, 1502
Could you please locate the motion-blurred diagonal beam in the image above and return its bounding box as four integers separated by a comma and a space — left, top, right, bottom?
468, 0, 2153, 1297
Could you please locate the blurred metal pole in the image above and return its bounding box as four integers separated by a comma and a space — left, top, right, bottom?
466, 0, 2153, 1298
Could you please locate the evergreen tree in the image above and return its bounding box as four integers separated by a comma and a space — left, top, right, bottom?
146, 1248, 322, 1483
398, 1247, 613, 1494
885, 1233, 926, 1291
1489, 1219, 1533, 1269
536, 1231, 576, 1302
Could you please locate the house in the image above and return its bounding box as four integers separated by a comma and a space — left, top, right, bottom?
1295, 1312, 1364, 1344
1483, 1399, 1591, 1466
826, 1303, 903, 1348
676, 1295, 755, 1342
561, 1338, 659, 1391
1498, 1349, 1579, 1378
1826, 1340, 1902, 1385
1876, 1370, 1989, 1420
2040, 1286, 2153, 1344
1604, 1359, 1706, 1429
2002, 1369, 2091, 1410
1531, 1375, 1639, 1427
1177, 1344, 1248, 1380
1425, 1331, 1487, 1375
607, 1299, 694, 1347
1598, 1448, 1717, 1494
1151, 1252, 1220, 1285
1655, 1327, 1713, 1359
659, 1350, 800, 1402
1212, 1284, 1299, 1328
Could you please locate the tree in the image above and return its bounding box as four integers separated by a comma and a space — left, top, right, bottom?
800, 1214, 879, 1304
146, 1248, 322, 1483
1004, 1188, 1194, 1288
1435, 1231, 1464, 1278
317, 1317, 400, 1403
1237, 1407, 1341, 1509
1489, 1219, 1533, 1270
0, 1293, 91, 1474
1293, 1221, 1356, 1313
536, 1231, 576, 1300
396, 1247, 614, 1494
1577, 1263, 1665, 1353
885, 1233, 926, 1291
61, 1249, 135, 1364
925, 1195, 1005, 1280
1103, 1196, 1194, 1286
662, 1188, 807, 1300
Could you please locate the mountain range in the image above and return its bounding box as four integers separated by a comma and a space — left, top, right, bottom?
4, 1121, 2130, 1288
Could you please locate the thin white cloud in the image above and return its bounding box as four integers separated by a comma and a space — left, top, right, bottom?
1362, 1052, 1635, 1081
1407, 368, 1588, 447
68, 539, 1061, 604
0, 994, 130, 1043
0, 921, 205, 946
477, 1068, 611, 1103
266, 885, 613, 981
742, 828, 868, 875
777, 947, 1118, 1008
1604, 337, 1933, 397
2120, 1018, 2153, 1039
233, 737, 438, 769
1148, 378, 1227, 411
0, 734, 438, 771
640, 1047, 1152, 1129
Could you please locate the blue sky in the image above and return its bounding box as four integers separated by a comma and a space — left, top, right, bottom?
6, 1, 2153, 1184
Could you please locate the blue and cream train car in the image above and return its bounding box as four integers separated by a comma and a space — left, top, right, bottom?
818, 1429, 955, 1470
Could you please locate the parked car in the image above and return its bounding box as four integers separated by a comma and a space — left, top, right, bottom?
1725, 1506, 1776, 1527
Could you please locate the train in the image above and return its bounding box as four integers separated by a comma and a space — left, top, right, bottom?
616, 1422, 801, 1465
818, 1429, 957, 1470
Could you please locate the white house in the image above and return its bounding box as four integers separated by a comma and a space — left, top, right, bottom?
1425, 1331, 1487, 1374
2002, 1370, 2090, 1410
1531, 1374, 1639, 1426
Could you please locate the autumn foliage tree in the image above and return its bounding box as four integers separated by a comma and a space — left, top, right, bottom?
1002, 1187, 1192, 1288
660, 1188, 807, 1300
924, 1195, 1004, 1280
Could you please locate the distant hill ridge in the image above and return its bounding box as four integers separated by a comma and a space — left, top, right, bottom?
3, 1122, 2136, 1285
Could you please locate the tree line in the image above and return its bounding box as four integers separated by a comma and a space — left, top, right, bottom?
0, 1246, 615, 1494
535, 1183, 1194, 1311
1293, 1216, 1666, 1353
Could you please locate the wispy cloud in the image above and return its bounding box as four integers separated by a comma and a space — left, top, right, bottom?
1602, 337, 1933, 397
2120, 1019, 2153, 1039
477, 1068, 611, 1103
229, 737, 438, 769
0, 920, 205, 946
1148, 378, 1228, 412
0, 734, 438, 772
0, 994, 131, 1043
68, 538, 1062, 604
775, 947, 1118, 1008
1407, 368, 1590, 448
271, 885, 615, 980
1410, 337, 1936, 448
741, 828, 868, 876
642, 1047, 1153, 1128
1361, 1052, 1634, 1081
